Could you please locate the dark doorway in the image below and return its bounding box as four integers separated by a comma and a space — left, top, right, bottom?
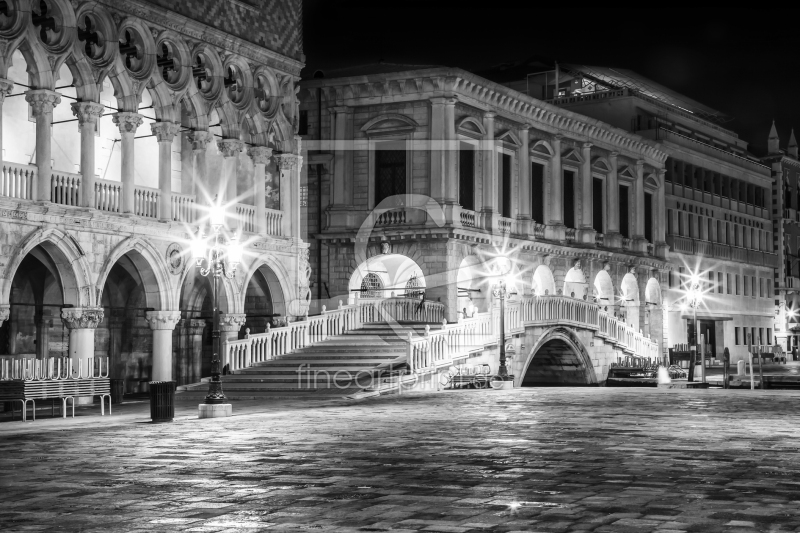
687, 319, 716, 357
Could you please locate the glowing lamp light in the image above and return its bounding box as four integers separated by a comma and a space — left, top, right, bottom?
227, 235, 243, 266
191, 233, 207, 262
209, 202, 225, 228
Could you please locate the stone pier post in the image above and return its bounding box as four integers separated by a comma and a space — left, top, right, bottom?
61, 307, 104, 405
26, 90, 61, 202
112, 113, 144, 214
145, 311, 182, 382
71, 102, 105, 208
219, 313, 246, 371
151, 122, 180, 222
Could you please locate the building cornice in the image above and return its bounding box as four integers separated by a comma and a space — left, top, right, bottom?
303, 67, 669, 167
99, 0, 304, 76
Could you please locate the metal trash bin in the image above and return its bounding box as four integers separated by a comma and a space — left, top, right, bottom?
110, 379, 124, 405
148, 381, 176, 423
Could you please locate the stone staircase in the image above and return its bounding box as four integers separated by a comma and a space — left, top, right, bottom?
177, 322, 439, 400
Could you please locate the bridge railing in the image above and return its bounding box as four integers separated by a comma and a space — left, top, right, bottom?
222, 301, 361, 372
358, 296, 445, 324
407, 313, 494, 373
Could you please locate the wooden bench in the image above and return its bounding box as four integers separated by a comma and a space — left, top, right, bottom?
0, 379, 112, 421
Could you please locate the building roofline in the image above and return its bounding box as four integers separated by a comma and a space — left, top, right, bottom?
302, 66, 669, 166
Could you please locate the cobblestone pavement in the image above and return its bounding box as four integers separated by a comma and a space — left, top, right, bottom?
2, 388, 800, 532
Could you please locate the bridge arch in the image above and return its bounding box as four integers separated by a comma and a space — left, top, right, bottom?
520, 326, 598, 386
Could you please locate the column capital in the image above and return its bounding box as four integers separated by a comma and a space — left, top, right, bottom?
329, 105, 351, 115
483, 111, 496, 120
150, 121, 180, 143
61, 307, 104, 329
0, 78, 13, 99
519, 123, 532, 133
190, 130, 214, 152
553, 134, 563, 142
0, 304, 9, 325
145, 310, 182, 330
70, 101, 104, 126
609, 151, 619, 159
217, 138, 244, 158
112, 112, 144, 134
582, 142, 593, 150
275, 153, 302, 170
248, 146, 273, 165
219, 313, 246, 331
635, 159, 645, 169
25, 89, 61, 116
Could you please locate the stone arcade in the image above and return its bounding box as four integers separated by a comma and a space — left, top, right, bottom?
0, 0, 308, 393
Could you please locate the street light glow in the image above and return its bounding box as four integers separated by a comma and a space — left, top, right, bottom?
191, 232, 207, 262
227, 235, 243, 266
209, 202, 226, 229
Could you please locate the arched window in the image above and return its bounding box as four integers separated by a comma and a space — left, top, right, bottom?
360, 273, 384, 298
405, 273, 424, 300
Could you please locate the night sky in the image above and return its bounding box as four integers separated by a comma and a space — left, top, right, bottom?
302, 4, 799, 156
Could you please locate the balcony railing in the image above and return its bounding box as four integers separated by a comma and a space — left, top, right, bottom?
376, 208, 408, 226
95, 179, 121, 212
235, 203, 257, 233
460, 209, 477, 228
667, 234, 777, 267
50, 172, 82, 207
0, 162, 36, 200
171, 193, 196, 223
265, 207, 282, 236
133, 186, 159, 219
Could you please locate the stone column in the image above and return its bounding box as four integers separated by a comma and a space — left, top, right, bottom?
444, 98, 458, 203
633, 160, 647, 251
151, 122, 180, 222
518, 126, 531, 220
544, 135, 564, 240
71, 102, 105, 209
145, 311, 181, 382
190, 130, 213, 204
112, 113, 144, 214
655, 169, 668, 258
276, 153, 302, 240
26, 90, 61, 202
605, 152, 620, 248
62, 307, 104, 404
248, 146, 273, 235
219, 313, 246, 371
183, 319, 206, 383
430, 97, 446, 202
481, 113, 497, 232
579, 142, 595, 243
217, 139, 244, 230
0, 79, 13, 164
330, 106, 353, 206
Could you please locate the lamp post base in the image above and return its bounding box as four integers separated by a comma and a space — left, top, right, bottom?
198, 403, 232, 419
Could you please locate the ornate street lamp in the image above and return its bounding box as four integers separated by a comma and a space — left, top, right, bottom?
685, 274, 703, 382
492, 277, 517, 382
192, 201, 242, 405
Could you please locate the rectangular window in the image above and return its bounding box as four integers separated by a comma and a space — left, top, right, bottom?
752, 276, 756, 298
727, 273, 732, 294
708, 218, 713, 242
593, 177, 604, 233
735, 327, 740, 346
374, 142, 406, 206
759, 277, 763, 298
678, 212, 684, 236
768, 328, 772, 345
564, 170, 576, 228
298, 110, 308, 136
644, 192, 653, 242
736, 274, 741, 295
717, 272, 723, 293
499, 153, 512, 218
619, 184, 630, 238
668, 209, 674, 235
744, 275, 749, 296
531, 162, 545, 223
458, 143, 475, 211
708, 271, 714, 293
679, 267, 685, 290
752, 327, 757, 346
299, 185, 308, 207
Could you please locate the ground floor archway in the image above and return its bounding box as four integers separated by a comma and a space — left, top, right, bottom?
521, 327, 598, 386
349, 253, 426, 303
244, 264, 286, 331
